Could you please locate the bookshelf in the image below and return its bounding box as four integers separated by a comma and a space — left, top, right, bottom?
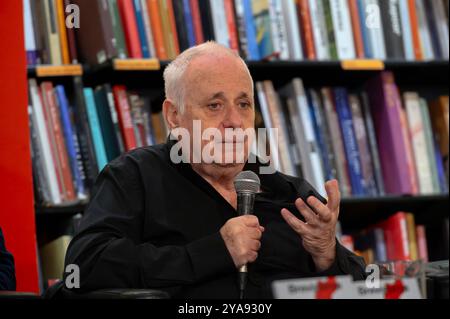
16, 0, 450, 292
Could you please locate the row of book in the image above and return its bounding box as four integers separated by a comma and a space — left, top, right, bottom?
23, 0, 450, 65
257, 72, 449, 197
28, 77, 169, 206
338, 212, 450, 264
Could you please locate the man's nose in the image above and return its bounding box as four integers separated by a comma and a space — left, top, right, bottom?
222, 105, 243, 129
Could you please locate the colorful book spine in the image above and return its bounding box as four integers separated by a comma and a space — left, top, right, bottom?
55, 85, 86, 198
182, 0, 196, 47
329, 0, 356, 59
133, 0, 151, 57
113, 85, 138, 151
118, 0, 143, 58
84, 88, 108, 171
398, 0, 415, 60
333, 87, 365, 196
242, 0, 260, 60
189, 0, 204, 44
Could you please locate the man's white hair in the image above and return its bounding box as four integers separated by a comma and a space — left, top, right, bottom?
163, 41, 253, 113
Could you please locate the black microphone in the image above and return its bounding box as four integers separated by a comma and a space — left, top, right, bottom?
233, 170, 260, 299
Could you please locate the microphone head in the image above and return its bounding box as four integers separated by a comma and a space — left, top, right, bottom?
234, 170, 260, 194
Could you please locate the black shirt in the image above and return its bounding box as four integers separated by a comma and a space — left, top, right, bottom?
65, 140, 366, 298
0, 227, 16, 291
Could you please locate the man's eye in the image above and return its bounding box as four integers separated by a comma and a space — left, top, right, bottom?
239, 102, 251, 109
208, 103, 222, 110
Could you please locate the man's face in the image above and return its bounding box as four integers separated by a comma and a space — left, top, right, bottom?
177, 54, 255, 168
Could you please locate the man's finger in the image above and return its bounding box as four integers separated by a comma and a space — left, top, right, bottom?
281, 208, 308, 234
325, 180, 340, 212
307, 196, 332, 222
295, 198, 319, 225
242, 215, 260, 227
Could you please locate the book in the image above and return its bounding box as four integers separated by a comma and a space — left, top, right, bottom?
172, 0, 191, 51
348, 94, 377, 196
55, 85, 87, 199
84, 87, 108, 171
407, 0, 423, 60
379, 212, 411, 261
348, 0, 365, 59
113, 85, 138, 151
44, 0, 63, 65
297, 0, 316, 60
189, 0, 205, 44
118, 0, 143, 58
429, 96, 449, 183
404, 92, 434, 194
416, 225, 428, 262
40, 235, 72, 283
398, 0, 415, 60
360, 92, 385, 195
361, 0, 386, 59
321, 87, 352, 196
252, 0, 275, 59
132, 0, 151, 58
379, 0, 405, 59
138, 0, 156, 57
55, 0, 70, 64
147, 0, 168, 59
281, 0, 303, 60
329, 0, 356, 59
406, 213, 418, 261
366, 72, 415, 195
268, 0, 289, 60
73, 0, 119, 64
210, 0, 230, 48
109, 0, 129, 58
242, 0, 260, 60
29, 79, 61, 204
309, 0, 331, 60
64, 0, 79, 63
182, 0, 196, 48
24, 0, 39, 65
42, 82, 76, 201
333, 88, 365, 196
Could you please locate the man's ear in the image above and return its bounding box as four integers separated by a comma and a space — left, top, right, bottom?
162, 99, 179, 129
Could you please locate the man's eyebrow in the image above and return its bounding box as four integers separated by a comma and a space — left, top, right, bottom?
236, 92, 250, 99
209, 92, 226, 100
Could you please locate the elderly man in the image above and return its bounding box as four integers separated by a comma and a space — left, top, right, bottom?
64, 42, 365, 298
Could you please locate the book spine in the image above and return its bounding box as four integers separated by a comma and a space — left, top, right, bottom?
94, 86, 121, 161
298, 0, 316, 60
64, 0, 78, 63
348, 0, 365, 58
104, 84, 126, 154
55, 85, 86, 199
147, 0, 168, 59
197, 0, 215, 41
360, 92, 385, 195
263, 81, 296, 176
399, 104, 419, 194
43, 82, 76, 201
309, 0, 331, 60
234, 0, 249, 59
55, 0, 70, 64
379, 0, 405, 59
210, 0, 230, 47
420, 99, 441, 193
323, 0, 338, 59
333, 88, 365, 196
109, 0, 129, 58
113, 85, 138, 151
404, 92, 434, 194
72, 77, 99, 188
242, 0, 260, 60
321, 87, 352, 196
182, 0, 196, 47
98, 0, 119, 61
24, 0, 38, 65
189, 0, 205, 44
429, 0, 450, 59
406, 213, 418, 260
398, 0, 415, 60
166, 0, 181, 55
308, 90, 332, 181
423, 0, 442, 59
172, 0, 190, 51
407, 0, 423, 60
252, 0, 275, 59
267, 0, 281, 58
281, 0, 303, 60
118, 0, 143, 58
329, 0, 356, 59
133, 0, 151, 58
416, 225, 429, 262
381, 212, 411, 260
29, 79, 62, 204
256, 82, 281, 171
349, 94, 377, 196
293, 79, 326, 196
140, 0, 157, 57
45, 0, 63, 64
356, 0, 372, 58
366, 72, 413, 194
223, 0, 240, 52
363, 0, 386, 59
84, 88, 108, 171
415, 0, 434, 59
